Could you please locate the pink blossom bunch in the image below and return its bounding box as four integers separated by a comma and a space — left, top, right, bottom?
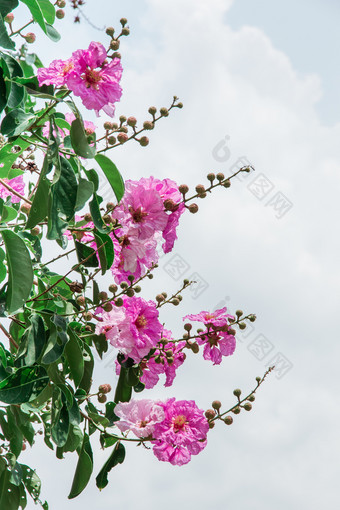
114, 398, 209, 466
139, 328, 186, 389
37, 42, 123, 116
184, 307, 236, 365
95, 296, 162, 363
0, 175, 25, 203
110, 177, 185, 283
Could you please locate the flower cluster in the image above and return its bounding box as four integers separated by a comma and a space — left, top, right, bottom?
42, 113, 96, 139
37, 42, 123, 116
184, 307, 236, 365
0, 175, 25, 203
95, 296, 162, 363
114, 398, 209, 466
111, 176, 185, 283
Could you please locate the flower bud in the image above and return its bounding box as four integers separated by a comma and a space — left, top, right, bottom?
56, 9, 65, 19
188, 203, 199, 214
99, 291, 108, 301
108, 136, 116, 145
22, 442, 27, 451
172, 298, 180, 306
228, 328, 236, 336
184, 323, 192, 332
57, 0, 66, 5
224, 416, 233, 425
239, 322, 246, 330
118, 133, 128, 144
4, 13, 14, 24
110, 39, 120, 51
207, 173, 215, 182
106, 26, 115, 37
24, 32, 36, 43
156, 294, 165, 303
233, 388, 241, 398
212, 400, 221, 410
205, 409, 216, 420
177, 102, 183, 108
127, 116, 137, 127
256, 376, 261, 383
120, 17, 128, 26
216, 172, 225, 181
83, 312, 93, 321
126, 288, 135, 297
154, 355, 162, 364
190, 342, 199, 354
161, 292, 167, 298
103, 302, 113, 312
223, 180, 231, 188
232, 407, 241, 414
247, 394, 255, 402
143, 121, 154, 130
76, 296, 86, 306
178, 184, 189, 194
104, 121, 114, 130
249, 314, 256, 322
167, 356, 174, 365
134, 285, 141, 293
148, 106, 157, 115
115, 297, 123, 307
99, 384, 112, 394
195, 184, 205, 194
209, 422, 215, 429
120, 282, 128, 289
235, 309, 243, 317
97, 393, 107, 403
243, 402, 252, 411
160, 107, 169, 117
109, 284, 118, 293
30, 226, 40, 236
139, 136, 149, 147
121, 27, 130, 36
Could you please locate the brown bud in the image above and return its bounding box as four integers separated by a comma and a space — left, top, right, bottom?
110, 39, 120, 51
115, 297, 123, 307
143, 121, 154, 130
190, 342, 199, 353
177, 102, 183, 108
83, 312, 93, 321
134, 285, 141, 293
126, 288, 135, 297
223, 180, 231, 188
120, 17, 128, 26
127, 117, 137, 127
97, 393, 107, 403
232, 407, 241, 414
156, 294, 165, 303
195, 184, 205, 194
106, 26, 115, 37
205, 409, 216, 420
99, 291, 108, 301
120, 282, 128, 289
188, 203, 199, 214
208, 422, 215, 429
243, 402, 252, 411
224, 416, 233, 425
247, 394, 255, 402
4, 13, 14, 23
109, 284, 118, 293
57, 0, 66, 5
178, 184, 189, 194
172, 298, 180, 306
207, 173, 215, 182
121, 27, 130, 36
118, 133, 129, 144
104, 121, 114, 130
160, 107, 169, 117
30, 226, 40, 236
108, 136, 116, 145
239, 322, 246, 330
84, 213, 92, 222
68, 281, 84, 293
56, 9, 65, 19
184, 323, 192, 332
76, 296, 86, 306
216, 172, 225, 181
212, 400, 221, 410
98, 384, 112, 394
233, 388, 241, 398
139, 136, 149, 147
103, 302, 113, 312
148, 106, 157, 115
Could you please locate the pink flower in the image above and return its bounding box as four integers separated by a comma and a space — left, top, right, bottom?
0, 175, 25, 203
37, 58, 75, 87
198, 330, 236, 365
152, 399, 209, 466
65, 113, 96, 135
67, 42, 123, 116
184, 307, 234, 327
114, 399, 165, 438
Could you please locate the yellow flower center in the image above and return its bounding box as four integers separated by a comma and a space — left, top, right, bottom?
172, 415, 187, 432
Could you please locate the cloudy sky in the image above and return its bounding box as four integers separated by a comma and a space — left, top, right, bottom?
12, 0, 340, 508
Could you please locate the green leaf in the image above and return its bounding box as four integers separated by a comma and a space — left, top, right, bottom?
15, 314, 46, 367
0, 469, 21, 510
21, 464, 41, 502
37, 0, 55, 24
65, 328, 84, 388
42, 315, 69, 364
114, 366, 132, 403
70, 118, 96, 159
0, 366, 49, 404
96, 442, 125, 490
0, 0, 19, 17
104, 401, 119, 426
94, 231, 114, 275
68, 434, 93, 499
95, 154, 125, 203
47, 156, 78, 240
51, 399, 69, 447
1, 230, 33, 314
0, 248, 6, 284
26, 156, 51, 228
0, 139, 30, 178
0, 15, 15, 50
100, 433, 118, 449
78, 343, 93, 394
75, 178, 94, 212
89, 192, 109, 233
74, 241, 99, 268
21, 0, 47, 34
0, 109, 36, 137
45, 23, 60, 42
2, 53, 24, 109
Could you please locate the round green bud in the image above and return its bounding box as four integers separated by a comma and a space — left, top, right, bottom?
139, 136, 149, 147
243, 403, 252, 411
249, 314, 256, 322
115, 298, 123, 307
148, 106, 157, 115
224, 416, 233, 425
110, 39, 120, 51
108, 136, 117, 145
184, 323, 192, 331
188, 203, 199, 214
235, 309, 243, 317
97, 393, 107, 404
177, 102, 183, 108
83, 312, 93, 321
134, 285, 142, 293
247, 394, 255, 402
103, 302, 113, 312
232, 407, 241, 415
233, 388, 242, 398
256, 376, 261, 383
143, 121, 154, 130
239, 322, 246, 330
205, 409, 216, 420
216, 172, 225, 181
120, 17, 128, 26
160, 107, 169, 117
99, 291, 108, 301
212, 400, 221, 410
223, 180, 231, 188
126, 288, 135, 297
121, 27, 130, 36
106, 27, 115, 37
191, 342, 199, 354
172, 298, 180, 306
120, 282, 129, 289
56, 9, 65, 19
154, 355, 162, 364
109, 284, 118, 293
104, 121, 114, 130
209, 422, 215, 429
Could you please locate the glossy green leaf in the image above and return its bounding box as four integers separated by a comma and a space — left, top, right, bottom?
37, 0, 55, 24
21, 0, 47, 33
0, 248, 6, 284
2, 53, 24, 109
51, 399, 69, 447
74, 241, 99, 268
0, 366, 49, 404
0, 57, 10, 112
1, 230, 33, 314
0, 15, 15, 50
70, 118, 96, 158
68, 434, 93, 499
21, 464, 41, 502
104, 401, 119, 426
114, 366, 132, 403
94, 231, 114, 275
0, 0, 19, 17
95, 154, 125, 203
65, 328, 84, 388
96, 442, 125, 490
0, 139, 30, 178
15, 314, 46, 367
47, 156, 78, 240
0, 109, 36, 137
78, 343, 94, 394
42, 315, 69, 364
0, 469, 22, 510
45, 23, 60, 42
26, 156, 51, 229
89, 192, 109, 233
75, 178, 94, 212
